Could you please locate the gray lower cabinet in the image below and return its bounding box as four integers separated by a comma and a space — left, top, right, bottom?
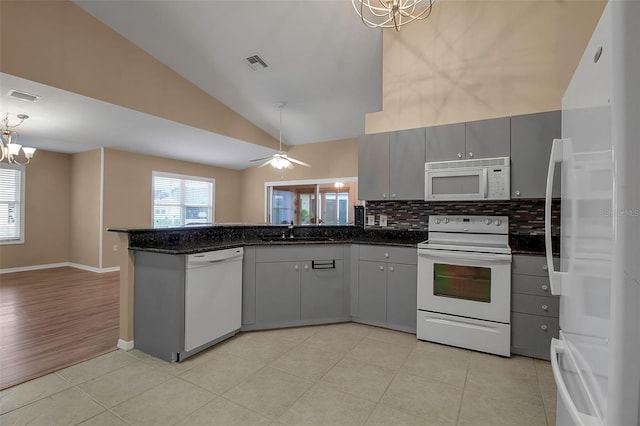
244, 245, 350, 330
510, 110, 561, 198
255, 261, 301, 325
301, 260, 345, 321
357, 260, 388, 323
354, 245, 417, 333
511, 254, 560, 360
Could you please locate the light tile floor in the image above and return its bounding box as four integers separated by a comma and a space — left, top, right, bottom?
0, 323, 557, 426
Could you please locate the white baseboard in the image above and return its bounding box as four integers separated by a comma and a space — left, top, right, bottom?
69, 263, 120, 274
0, 262, 120, 274
0, 262, 70, 274
117, 339, 134, 351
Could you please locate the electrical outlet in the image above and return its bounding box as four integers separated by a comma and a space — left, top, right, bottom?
113, 245, 118, 252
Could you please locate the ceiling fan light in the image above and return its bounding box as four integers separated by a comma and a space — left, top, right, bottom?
270, 157, 291, 170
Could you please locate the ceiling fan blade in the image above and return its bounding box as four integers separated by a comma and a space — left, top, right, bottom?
286, 156, 311, 167
250, 156, 274, 162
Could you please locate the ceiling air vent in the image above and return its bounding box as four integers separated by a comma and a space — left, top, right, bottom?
243, 54, 268, 71
7, 89, 40, 103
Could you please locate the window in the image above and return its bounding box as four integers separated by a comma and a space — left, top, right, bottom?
265, 178, 358, 225
0, 164, 25, 244
152, 171, 215, 227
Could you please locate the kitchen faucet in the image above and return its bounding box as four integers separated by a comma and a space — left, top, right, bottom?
288, 221, 295, 238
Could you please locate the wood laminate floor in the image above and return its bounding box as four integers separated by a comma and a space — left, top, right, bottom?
0, 267, 119, 390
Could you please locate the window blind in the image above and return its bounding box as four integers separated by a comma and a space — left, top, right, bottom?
152, 172, 214, 227
0, 166, 24, 242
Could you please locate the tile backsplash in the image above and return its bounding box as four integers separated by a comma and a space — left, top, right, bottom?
364, 198, 561, 235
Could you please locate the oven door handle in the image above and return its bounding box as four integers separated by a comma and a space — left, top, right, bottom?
418, 249, 512, 263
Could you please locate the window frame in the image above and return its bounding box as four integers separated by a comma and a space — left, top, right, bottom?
151, 171, 215, 228
0, 163, 26, 245
264, 177, 357, 225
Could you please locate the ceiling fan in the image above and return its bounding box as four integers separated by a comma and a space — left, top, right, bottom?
250, 102, 311, 169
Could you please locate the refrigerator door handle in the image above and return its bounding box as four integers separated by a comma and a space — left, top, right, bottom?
550, 338, 603, 426
545, 138, 569, 295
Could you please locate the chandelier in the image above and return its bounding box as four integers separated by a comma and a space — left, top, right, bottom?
352, 0, 435, 31
1, 113, 36, 165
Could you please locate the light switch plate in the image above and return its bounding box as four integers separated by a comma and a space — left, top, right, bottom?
367, 215, 375, 226
379, 215, 387, 227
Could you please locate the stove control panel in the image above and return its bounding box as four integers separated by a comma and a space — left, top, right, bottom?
428, 215, 509, 234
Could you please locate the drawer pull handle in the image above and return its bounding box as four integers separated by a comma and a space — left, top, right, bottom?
312, 260, 335, 270
541, 284, 549, 292
541, 304, 549, 312
389, 267, 394, 272
541, 324, 548, 331
304, 265, 309, 270
294, 265, 299, 270
379, 265, 385, 271
385, 253, 389, 258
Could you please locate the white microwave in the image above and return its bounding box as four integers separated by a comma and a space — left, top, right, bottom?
425, 156, 510, 201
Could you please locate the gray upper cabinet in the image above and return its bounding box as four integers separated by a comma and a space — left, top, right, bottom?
358, 132, 390, 200
389, 128, 426, 200
425, 123, 466, 162
510, 111, 561, 198
358, 129, 426, 201
465, 117, 511, 159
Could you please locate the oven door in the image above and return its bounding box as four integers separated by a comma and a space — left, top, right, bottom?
417, 248, 512, 323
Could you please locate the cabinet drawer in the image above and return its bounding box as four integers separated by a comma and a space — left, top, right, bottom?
511, 312, 559, 360
512, 255, 558, 276
511, 274, 553, 297
256, 245, 345, 263
512, 293, 559, 317
359, 245, 417, 265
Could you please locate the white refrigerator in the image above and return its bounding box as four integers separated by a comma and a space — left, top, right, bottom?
545, 1, 640, 425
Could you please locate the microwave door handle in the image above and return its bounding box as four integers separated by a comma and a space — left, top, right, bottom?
483, 168, 488, 198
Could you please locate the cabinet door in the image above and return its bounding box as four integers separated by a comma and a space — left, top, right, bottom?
255, 262, 300, 325
301, 260, 345, 321
358, 133, 390, 200
357, 260, 387, 323
511, 312, 559, 360
510, 111, 561, 198
389, 128, 426, 200
465, 117, 510, 159
386, 262, 417, 332
425, 123, 466, 162
242, 247, 256, 325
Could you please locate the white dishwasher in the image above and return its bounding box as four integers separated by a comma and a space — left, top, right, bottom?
184, 247, 243, 352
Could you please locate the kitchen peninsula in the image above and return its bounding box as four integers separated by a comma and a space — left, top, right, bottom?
110, 223, 558, 360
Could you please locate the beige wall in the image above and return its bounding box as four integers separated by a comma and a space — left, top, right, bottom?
0, 151, 71, 269
102, 149, 243, 268
240, 138, 359, 224
366, 0, 606, 134
0, 0, 279, 151
70, 149, 101, 269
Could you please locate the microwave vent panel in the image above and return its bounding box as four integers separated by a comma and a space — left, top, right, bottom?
426, 157, 510, 170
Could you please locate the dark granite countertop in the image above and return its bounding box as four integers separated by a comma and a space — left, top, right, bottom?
109, 225, 558, 256
109, 225, 429, 255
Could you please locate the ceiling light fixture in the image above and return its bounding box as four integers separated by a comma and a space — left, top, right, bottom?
250, 102, 311, 170
352, 0, 434, 31
1, 113, 36, 165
